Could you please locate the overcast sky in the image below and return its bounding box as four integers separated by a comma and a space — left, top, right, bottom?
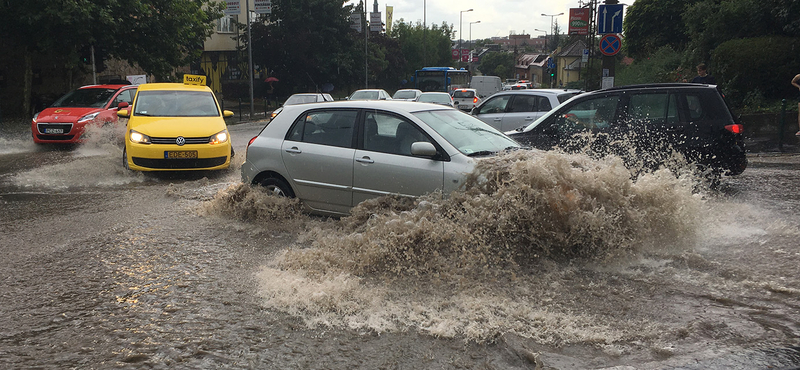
347, 0, 635, 41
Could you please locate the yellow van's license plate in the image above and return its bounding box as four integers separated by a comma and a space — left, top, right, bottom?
165, 151, 198, 159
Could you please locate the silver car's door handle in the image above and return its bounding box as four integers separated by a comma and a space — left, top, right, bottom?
285, 147, 302, 154
493, 118, 502, 121
356, 156, 374, 164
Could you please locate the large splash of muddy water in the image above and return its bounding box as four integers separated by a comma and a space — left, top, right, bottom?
208, 150, 717, 348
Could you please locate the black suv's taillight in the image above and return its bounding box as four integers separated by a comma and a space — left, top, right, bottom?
725, 124, 743, 134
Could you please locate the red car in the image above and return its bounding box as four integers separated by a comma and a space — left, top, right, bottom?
31, 83, 138, 144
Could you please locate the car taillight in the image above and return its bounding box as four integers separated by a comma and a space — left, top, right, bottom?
473, 97, 478, 104
725, 124, 743, 134
248, 136, 258, 147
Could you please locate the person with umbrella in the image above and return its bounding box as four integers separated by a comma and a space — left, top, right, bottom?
264, 76, 278, 107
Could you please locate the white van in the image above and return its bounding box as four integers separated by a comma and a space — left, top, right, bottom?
470, 76, 502, 98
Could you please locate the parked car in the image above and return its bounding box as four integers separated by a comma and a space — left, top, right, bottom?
416, 92, 455, 107
506, 83, 747, 177
118, 80, 234, 171
348, 89, 392, 100
241, 100, 521, 216
392, 89, 423, 101
451, 88, 481, 111
471, 89, 583, 131
271, 92, 334, 120
31, 83, 138, 144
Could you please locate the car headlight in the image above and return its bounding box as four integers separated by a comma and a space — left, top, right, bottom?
32, 112, 40, 123
209, 130, 229, 145
129, 130, 151, 144
77, 112, 100, 123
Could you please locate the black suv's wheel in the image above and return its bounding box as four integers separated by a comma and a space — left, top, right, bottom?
260, 177, 295, 198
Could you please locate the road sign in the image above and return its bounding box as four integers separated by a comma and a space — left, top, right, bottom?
254, 0, 271, 14
451, 49, 459, 59
599, 34, 622, 56
546, 58, 555, 69
597, 4, 623, 34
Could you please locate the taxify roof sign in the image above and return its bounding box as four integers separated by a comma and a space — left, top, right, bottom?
183, 74, 207, 86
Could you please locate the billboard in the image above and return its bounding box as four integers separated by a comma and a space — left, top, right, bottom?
568, 8, 590, 35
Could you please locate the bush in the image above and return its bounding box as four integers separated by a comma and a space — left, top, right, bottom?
712, 36, 800, 107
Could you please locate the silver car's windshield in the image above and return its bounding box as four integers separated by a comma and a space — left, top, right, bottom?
413, 109, 520, 155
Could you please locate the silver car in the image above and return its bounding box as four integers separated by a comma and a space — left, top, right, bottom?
348, 89, 392, 100
416, 92, 455, 107
241, 100, 521, 216
271, 92, 334, 120
471, 89, 583, 131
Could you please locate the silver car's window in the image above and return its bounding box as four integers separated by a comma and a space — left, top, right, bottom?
284, 95, 319, 105
413, 109, 520, 155
363, 111, 432, 156
350, 91, 379, 100
286, 109, 357, 148
133, 91, 219, 117
477, 95, 511, 114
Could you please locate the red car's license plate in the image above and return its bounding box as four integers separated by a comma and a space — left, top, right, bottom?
165, 151, 198, 159
45, 128, 64, 134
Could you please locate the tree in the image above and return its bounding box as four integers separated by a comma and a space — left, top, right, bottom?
623, 0, 699, 59
477, 52, 515, 79
0, 0, 223, 116
390, 20, 455, 80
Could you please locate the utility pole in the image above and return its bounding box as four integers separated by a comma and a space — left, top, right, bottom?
246, 0, 254, 119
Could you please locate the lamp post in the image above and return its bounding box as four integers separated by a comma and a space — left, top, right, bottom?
534, 28, 547, 52
541, 12, 563, 48
469, 20, 480, 51
459, 8, 473, 62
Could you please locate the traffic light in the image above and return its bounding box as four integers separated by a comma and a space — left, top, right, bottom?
79, 45, 92, 64
94, 46, 107, 73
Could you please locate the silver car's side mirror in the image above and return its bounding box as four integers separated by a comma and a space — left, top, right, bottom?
410, 142, 437, 157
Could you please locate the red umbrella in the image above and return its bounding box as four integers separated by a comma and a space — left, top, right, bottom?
264, 77, 279, 82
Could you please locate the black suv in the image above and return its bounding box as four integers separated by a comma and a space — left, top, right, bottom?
507, 83, 747, 176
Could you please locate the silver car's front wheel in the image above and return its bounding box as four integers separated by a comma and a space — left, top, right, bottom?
259, 177, 295, 198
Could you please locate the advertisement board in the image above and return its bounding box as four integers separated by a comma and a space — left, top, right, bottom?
568, 8, 589, 35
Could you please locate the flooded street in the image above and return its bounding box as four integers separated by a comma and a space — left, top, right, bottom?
1, 119, 799, 369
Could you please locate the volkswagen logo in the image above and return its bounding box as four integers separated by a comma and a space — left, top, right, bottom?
176, 136, 186, 146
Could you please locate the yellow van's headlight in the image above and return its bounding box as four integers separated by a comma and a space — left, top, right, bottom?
129, 130, 151, 144
209, 130, 229, 145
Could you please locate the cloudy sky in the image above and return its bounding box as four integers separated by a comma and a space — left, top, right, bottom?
348, 0, 635, 41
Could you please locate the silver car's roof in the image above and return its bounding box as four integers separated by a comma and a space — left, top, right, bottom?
279, 99, 450, 114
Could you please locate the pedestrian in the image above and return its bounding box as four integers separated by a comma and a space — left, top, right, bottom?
691, 63, 717, 84
792, 74, 800, 136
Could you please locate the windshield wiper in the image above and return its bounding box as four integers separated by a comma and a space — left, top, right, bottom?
466, 150, 497, 157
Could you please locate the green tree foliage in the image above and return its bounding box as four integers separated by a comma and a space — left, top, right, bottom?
0, 0, 222, 115
623, 0, 698, 59
711, 36, 800, 106
390, 20, 455, 80
249, 0, 357, 95
477, 52, 515, 79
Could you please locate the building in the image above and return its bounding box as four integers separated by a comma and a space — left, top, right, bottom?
553, 40, 586, 87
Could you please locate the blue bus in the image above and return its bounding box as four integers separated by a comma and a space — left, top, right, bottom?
412, 67, 471, 93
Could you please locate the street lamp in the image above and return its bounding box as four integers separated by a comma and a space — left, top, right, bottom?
459, 8, 473, 62
469, 20, 480, 51
534, 28, 547, 52
541, 12, 563, 46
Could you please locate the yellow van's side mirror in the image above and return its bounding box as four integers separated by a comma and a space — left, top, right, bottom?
117, 110, 130, 118
223, 110, 234, 118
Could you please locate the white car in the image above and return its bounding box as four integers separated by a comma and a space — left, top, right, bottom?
348, 89, 392, 100
451, 88, 481, 111
416, 92, 455, 107
392, 89, 422, 101
471, 89, 583, 131
271, 93, 334, 120
241, 100, 521, 216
